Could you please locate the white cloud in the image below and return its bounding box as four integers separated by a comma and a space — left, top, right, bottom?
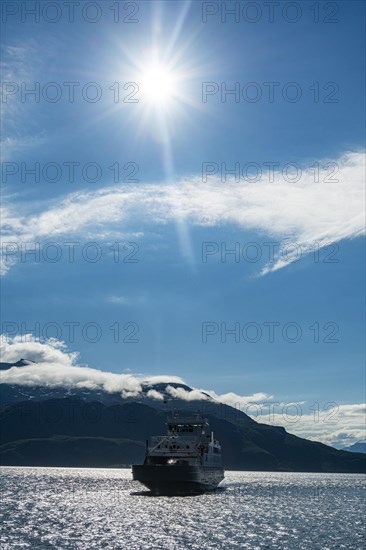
254, 403, 366, 449
0, 336, 186, 399
0, 335, 364, 447
146, 389, 165, 401
204, 390, 273, 409
2, 150, 365, 275
141, 375, 185, 385
166, 385, 210, 401
0, 334, 78, 366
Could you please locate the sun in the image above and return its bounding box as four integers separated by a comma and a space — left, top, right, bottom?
121, 46, 200, 146
139, 62, 179, 106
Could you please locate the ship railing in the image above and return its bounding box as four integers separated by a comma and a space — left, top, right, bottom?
149, 436, 202, 448
167, 415, 209, 425
148, 448, 199, 455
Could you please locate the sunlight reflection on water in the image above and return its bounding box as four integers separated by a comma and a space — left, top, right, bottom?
1, 467, 365, 549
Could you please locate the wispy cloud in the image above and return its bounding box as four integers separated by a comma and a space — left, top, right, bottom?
0, 336, 364, 447
108, 295, 147, 306
258, 404, 366, 450
108, 296, 132, 305
201, 390, 273, 408
2, 150, 365, 275
1, 40, 48, 160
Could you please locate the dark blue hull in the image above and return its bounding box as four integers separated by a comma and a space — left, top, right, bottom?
132, 464, 224, 495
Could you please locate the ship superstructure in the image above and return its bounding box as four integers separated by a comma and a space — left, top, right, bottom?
132, 414, 224, 495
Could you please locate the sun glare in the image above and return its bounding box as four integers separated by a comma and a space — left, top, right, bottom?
140, 63, 178, 105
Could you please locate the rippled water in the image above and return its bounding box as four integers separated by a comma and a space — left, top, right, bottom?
1, 467, 365, 549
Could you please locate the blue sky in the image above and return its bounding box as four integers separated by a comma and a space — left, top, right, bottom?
1, 1, 365, 446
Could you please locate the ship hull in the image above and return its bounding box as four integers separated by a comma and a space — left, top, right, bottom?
132, 464, 224, 495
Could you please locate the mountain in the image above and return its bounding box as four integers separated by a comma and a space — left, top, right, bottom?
0, 359, 35, 370
342, 442, 366, 454
0, 361, 214, 408
0, 397, 364, 472
1, 360, 365, 472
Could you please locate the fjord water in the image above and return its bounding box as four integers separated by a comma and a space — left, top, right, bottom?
1, 467, 364, 549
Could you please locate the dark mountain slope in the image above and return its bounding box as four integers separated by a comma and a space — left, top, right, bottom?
1, 398, 364, 472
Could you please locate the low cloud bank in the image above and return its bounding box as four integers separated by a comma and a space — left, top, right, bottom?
0, 335, 364, 447
0, 335, 193, 399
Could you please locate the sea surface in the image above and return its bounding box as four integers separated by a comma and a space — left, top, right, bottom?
0, 467, 365, 549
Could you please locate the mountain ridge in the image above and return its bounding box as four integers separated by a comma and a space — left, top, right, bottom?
1, 397, 364, 472
341, 442, 366, 454
1, 360, 365, 472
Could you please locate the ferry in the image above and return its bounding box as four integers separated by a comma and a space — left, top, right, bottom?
132, 414, 225, 495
